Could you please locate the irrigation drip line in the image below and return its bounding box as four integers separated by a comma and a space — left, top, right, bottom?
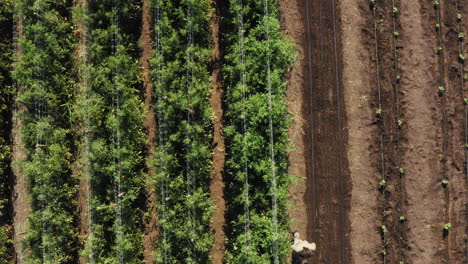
154, 1, 169, 263
111, 1, 124, 262
262, 0, 280, 262
371, 2, 387, 263
434, 2, 450, 262
390, 0, 405, 262
236, 0, 252, 260
454, 1, 468, 262
32, 5, 51, 262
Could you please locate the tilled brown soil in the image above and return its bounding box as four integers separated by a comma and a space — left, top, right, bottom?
283, 0, 467, 263
139, 0, 159, 262
208, 0, 226, 262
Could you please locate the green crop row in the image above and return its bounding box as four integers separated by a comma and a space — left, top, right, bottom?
0, 0, 13, 263
13, 0, 78, 262
77, 0, 146, 262
149, 0, 214, 262
222, 0, 294, 262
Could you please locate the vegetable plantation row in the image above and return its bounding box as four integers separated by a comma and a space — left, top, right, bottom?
0, 0, 294, 263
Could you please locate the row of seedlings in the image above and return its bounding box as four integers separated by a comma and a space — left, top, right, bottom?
454, 0, 467, 262
0, 0, 14, 262
78, 0, 146, 262
369, 0, 390, 261
150, 0, 215, 262
13, 0, 78, 262
223, 0, 294, 262
433, 1, 451, 262
390, 0, 408, 263
452, 0, 468, 262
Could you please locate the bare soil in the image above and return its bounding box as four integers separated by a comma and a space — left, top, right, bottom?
283, 0, 352, 262
139, 0, 159, 262
11, 15, 31, 264
208, 0, 226, 262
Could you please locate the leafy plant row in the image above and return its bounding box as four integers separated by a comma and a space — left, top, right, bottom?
77, 0, 146, 262
13, 0, 78, 262
149, 0, 214, 263
0, 0, 14, 262
222, 0, 294, 262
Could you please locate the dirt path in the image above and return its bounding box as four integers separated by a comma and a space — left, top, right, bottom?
340, 0, 382, 263
280, 0, 309, 242
282, 0, 351, 262
139, 0, 158, 262
399, 1, 445, 262
11, 14, 31, 264
208, 0, 226, 262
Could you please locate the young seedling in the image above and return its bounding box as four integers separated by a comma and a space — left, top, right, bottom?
459, 53, 465, 63
459, 32, 465, 40
464, 74, 468, 81
399, 262, 406, 264
437, 46, 443, 54
396, 74, 401, 81
397, 119, 404, 128
393, 7, 398, 16
457, 13, 462, 21
370, 0, 375, 9
376, 108, 382, 117
399, 167, 404, 175
434, 0, 439, 8
438, 86, 445, 96
464, 98, 468, 105
381, 225, 388, 233
435, 23, 440, 30
394, 31, 400, 38
443, 223, 451, 231
441, 179, 449, 187
399, 215, 406, 222
381, 249, 387, 256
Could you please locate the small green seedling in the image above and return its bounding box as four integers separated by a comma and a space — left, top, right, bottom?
435, 23, 440, 30
441, 179, 449, 187
443, 223, 451, 230
434, 0, 439, 8
381, 225, 388, 233
396, 74, 401, 81
399, 216, 406, 222
464, 74, 468, 81
464, 98, 468, 105
458, 13, 462, 21
437, 46, 443, 54
394, 31, 400, 38
370, 0, 375, 9
379, 179, 386, 187
459, 32, 465, 40
382, 249, 387, 256
460, 54, 465, 62
376, 108, 382, 117
400, 262, 406, 264
399, 167, 404, 175
397, 119, 404, 127
393, 7, 398, 15
438, 86, 445, 95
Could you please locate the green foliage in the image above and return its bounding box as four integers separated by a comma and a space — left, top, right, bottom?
222, 0, 294, 262
77, 0, 146, 262
0, 0, 14, 262
13, 0, 78, 262
150, 0, 214, 262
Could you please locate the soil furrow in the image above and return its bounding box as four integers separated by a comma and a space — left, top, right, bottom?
208, 0, 226, 262
399, 1, 445, 262
139, 0, 159, 262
